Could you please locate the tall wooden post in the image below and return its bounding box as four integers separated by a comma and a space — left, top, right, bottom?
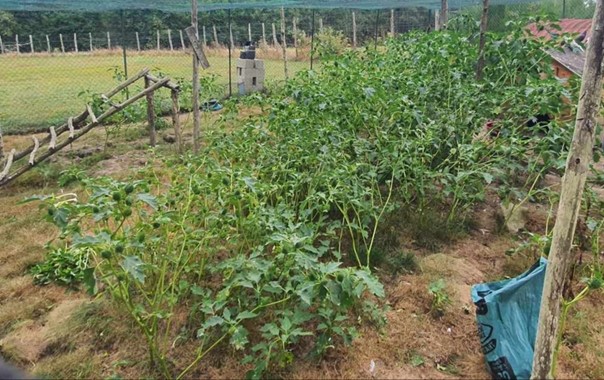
45, 35, 51, 53
390, 9, 395, 37
352, 11, 357, 48
157, 30, 161, 50
89, 33, 93, 51
0, 36, 4, 54
476, 0, 490, 80
145, 76, 156, 147
213, 25, 219, 47
202, 25, 207, 47
435, 11, 441, 31
73, 33, 78, 53
168, 29, 174, 51
180, 30, 186, 50
293, 17, 298, 59
171, 89, 182, 153
531, 2, 604, 378
248, 23, 252, 41
107, 32, 111, 50
29, 35, 34, 53
319, 18, 323, 32
136, 32, 141, 51
15, 35, 20, 54
440, 0, 448, 28
272, 23, 279, 47
280, 7, 289, 80
60, 34, 65, 53
262, 22, 267, 45
192, 0, 201, 153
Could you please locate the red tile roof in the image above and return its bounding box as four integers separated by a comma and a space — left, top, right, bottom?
526, 18, 592, 40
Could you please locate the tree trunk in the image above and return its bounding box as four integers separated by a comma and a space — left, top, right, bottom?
476, 0, 490, 80
531, 1, 604, 378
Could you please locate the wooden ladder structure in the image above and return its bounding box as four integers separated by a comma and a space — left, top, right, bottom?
0, 68, 181, 187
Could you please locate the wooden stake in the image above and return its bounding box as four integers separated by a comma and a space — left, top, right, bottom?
168, 29, 174, 51
213, 25, 219, 47
193, 1, 202, 153
46, 35, 51, 53
441, 0, 448, 28
248, 23, 252, 41
352, 12, 357, 48
73, 33, 78, 53
262, 23, 267, 45
280, 7, 289, 80
180, 30, 186, 50
29, 137, 39, 165
0, 128, 4, 159
229, 24, 234, 49
319, 18, 323, 32
86, 105, 97, 124
28, 35, 34, 53
531, 1, 604, 378
89, 32, 93, 51
202, 25, 207, 47
171, 89, 182, 153
107, 32, 111, 50
49, 126, 57, 150
157, 30, 161, 50
390, 9, 395, 37
68, 117, 75, 139
0, 36, 4, 54
59, 34, 65, 53
293, 17, 298, 58
0, 149, 15, 182
272, 23, 279, 47
145, 76, 156, 146
476, 0, 490, 80
136, 32, 141, 51
435, 11, 441, 31
15, 34, 20, 54
185, 26, 210, 69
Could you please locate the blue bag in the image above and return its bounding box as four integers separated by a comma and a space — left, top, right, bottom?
470, 258, 547, 380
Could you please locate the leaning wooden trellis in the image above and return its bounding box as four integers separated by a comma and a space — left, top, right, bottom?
0, 68, 180, 187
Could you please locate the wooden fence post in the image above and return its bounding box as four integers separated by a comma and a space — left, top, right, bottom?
0, 36, 4, 54
180, 30, 186, 50
441, 0, 448, 28
435, 11, 441, 31
202, 25, 207, 47
157, 30, 161, 50
0, 129, 4, 160
136, 32, 140, 51
73, 33, 78, 53
531, 1, 604, 378
60, 34, 65, 53
107, 32, 111, 50
319, 18, 323, 32
352, 11, 357, 48
15, 35, 20, 54
168, 29, 174, 50
29, 35, 34, 53
262, 22, 267, 45
89, 32, 93, 51
280, 7, 289, 79
293, 17, 298, 59
193, 1, 202, 153
272, 23, 279, 47
248, 23, 252, 41
171, 89, 182, 153
144, 76, 156, 147
390, 9, 395, 37
213, 25, 219, 47
476, 0, 490, 80
46, 35, 51, 53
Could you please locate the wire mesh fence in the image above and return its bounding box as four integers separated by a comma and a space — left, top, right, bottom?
0, 0, 595, 134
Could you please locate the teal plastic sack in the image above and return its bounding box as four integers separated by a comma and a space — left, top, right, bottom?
470, 258, 547, 380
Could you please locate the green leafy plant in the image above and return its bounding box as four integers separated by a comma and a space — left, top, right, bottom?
31, 246, 91, 287
428, 279, 451, 317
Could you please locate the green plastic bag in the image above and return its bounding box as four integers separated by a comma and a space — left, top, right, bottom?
471, 258, 547, 380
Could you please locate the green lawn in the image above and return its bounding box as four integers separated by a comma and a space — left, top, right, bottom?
0, 52, 308, 134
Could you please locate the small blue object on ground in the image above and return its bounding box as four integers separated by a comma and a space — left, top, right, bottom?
471, 258, 547, 380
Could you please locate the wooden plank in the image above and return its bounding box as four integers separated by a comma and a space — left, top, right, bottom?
49, 126, 57, 150
86, 105, 97, 124
144, 73, 180, 91
0, 149, 15, 182
29, 137, 39, 165
185, 26, 210, 69
68, 117, 75, 139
